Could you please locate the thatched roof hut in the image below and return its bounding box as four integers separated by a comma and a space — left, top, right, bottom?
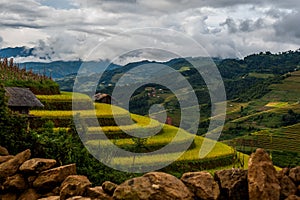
94, 93, 112, 104
5, 87, 44, 114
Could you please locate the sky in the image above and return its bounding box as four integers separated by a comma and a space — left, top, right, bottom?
0, 0, 299, 64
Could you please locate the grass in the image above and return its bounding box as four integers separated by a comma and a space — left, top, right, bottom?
30, 103, 130, 118
265, 102, 289, 108
207, 152, 250, 173
225, 122, 300, 156
248, 72, 275, 79
262, 71, 300, 103
220, 70, 300, 168
37, 91, 91, 101
227, 102, 249, 114
131, 114, 159, 126
86, 130, 234, 168
106, 137, 234, 167
179, 66, 191, 72
86, 115, 163, 137
86, 125, 194, 147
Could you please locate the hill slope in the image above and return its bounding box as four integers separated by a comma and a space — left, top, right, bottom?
29, 92, 245, 175
222, 70, 300, 167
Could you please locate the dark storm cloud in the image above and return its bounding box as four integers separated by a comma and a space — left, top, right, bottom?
221, 18, 265, 33
239, 18, 264, 32
220, 18, 238, 33
0, 22, 46, 29
274, 12, 300, 39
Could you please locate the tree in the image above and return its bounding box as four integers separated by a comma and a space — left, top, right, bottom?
0, 84, 35, 154
282, 109, 300, 126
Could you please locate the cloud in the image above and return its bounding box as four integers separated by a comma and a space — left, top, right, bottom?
0, 0, 299, 63
220, 17, 266, 34
220, 18, 238, 33
274, 11, 300, 39
265, 8, 290, 18
0, 36, 3, 48
239, 18, 265, 32
38, 0, 77, 10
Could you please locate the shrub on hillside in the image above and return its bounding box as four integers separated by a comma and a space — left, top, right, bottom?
0, 58, 60, 95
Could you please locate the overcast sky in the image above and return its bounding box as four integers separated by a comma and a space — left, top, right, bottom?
0, 0, 299, 63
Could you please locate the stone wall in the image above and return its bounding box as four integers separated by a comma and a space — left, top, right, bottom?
0, 147, 299, 200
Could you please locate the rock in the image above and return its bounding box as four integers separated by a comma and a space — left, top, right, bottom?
285, 195, 300, 200
33, 164, 76, 191
0, 149, 31, 179
0, 193, 18, 200
181, 171, 220, 200
60, 175, 92, 200
280, 175, 297, 199
214, 169, 248, 200
3, 174, 27, 190
248, 148, 280, 200
66, 197, 91, 200
43, 187, 61, 197
0, 155, 14, 164
0, 146, 9, 156
102, 181, 117, 196
277, 168, 289, 181
289, 167, 300, 184
282, 168, 290, 175
113, 172, 194, 200
18, 188, 40, 200
52, 186, 61, 195
86, 186, 112, 200
37, 196, 60, 200
20, 158, 57, 174
28, 175, 37, 187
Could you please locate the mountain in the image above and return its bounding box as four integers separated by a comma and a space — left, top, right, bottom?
18, 60, 121, 79
0, 46, 34, 58
55, 50, 300, 97
0, 47, 122, 79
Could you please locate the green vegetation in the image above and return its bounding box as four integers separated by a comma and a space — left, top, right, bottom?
0, 78, 240, 185
36, 91, 90, 101
30, 104, 130, 118
222, 70, 300, 167
0, 58, 60, 94
0, 84, 35, 154
4, 50, 300, 185
30, 91, 235, 172
248, 72, 275, 79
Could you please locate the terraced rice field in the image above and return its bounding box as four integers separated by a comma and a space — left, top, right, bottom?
36, 91, 91, 101
227, 122, 300, 154
31, 92, 238, 171
30, 103, 130, 118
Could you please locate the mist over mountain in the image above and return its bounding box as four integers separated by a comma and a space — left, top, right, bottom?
0, 46, 34, 58
0, 46, 121, 78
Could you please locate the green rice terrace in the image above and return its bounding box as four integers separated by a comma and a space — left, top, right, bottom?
222, 70, 300, 167
29, 91, 246, 173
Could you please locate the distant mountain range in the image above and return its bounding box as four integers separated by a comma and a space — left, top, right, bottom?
0, 46, 34, 58
2, 46, 300, 95
0, 47, 121, 78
